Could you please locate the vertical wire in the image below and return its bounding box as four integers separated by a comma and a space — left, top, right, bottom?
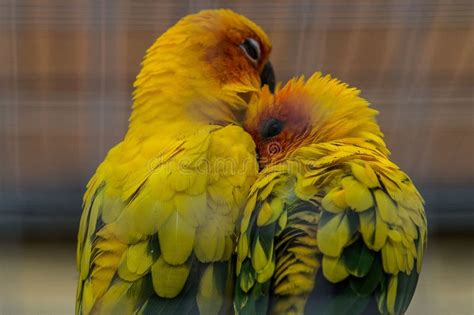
99, 0, 106, 157
38, 0, 51, 186
388, 0, 424, 172
412, 0, 447, 182
9, 0, 21, 197
313, 1, 330, 75
339, 1, 364, 81
294, 1, 310, 76
76, 0, 87, 184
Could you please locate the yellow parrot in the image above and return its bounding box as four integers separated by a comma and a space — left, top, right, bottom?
236, 73, 427, 315
76, 9, 275, 314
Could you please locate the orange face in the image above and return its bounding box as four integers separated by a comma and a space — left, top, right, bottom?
185, 10, 275, 91
244, 85, 312, 167
204, 28, 271, 87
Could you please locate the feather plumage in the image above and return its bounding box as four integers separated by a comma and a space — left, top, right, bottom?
237, 73, 427, 315
76, 9, 273, 314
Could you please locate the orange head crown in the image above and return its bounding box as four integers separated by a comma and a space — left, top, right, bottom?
245, 73, 386, 167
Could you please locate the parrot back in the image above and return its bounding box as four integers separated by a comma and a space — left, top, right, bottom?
236, 141, 427, 315
77, 125, 258, 314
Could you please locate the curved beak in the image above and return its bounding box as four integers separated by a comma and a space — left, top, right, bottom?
260, 61, 275, 93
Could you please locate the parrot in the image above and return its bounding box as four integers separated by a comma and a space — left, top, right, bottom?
76, 9, 275, 315
235, 73, 427, 315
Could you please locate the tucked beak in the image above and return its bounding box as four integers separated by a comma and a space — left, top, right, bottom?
260, 61, 275, 93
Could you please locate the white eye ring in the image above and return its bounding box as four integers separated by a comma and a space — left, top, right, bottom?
240, 38, 261, 64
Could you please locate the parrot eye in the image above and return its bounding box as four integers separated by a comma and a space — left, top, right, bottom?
240, 38, 261, 64
260, 118, 284, 138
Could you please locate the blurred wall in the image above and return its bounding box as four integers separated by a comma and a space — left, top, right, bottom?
0, 0, 473, 239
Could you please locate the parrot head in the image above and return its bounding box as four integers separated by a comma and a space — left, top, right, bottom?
244, 73, 387, 167
131, 9, 274, 130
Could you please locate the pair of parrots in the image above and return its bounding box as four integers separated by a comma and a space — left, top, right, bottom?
76, 9, 426, 315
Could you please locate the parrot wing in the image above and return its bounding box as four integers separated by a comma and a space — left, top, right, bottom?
77, 125, 257, 314
236, 141, 427, 315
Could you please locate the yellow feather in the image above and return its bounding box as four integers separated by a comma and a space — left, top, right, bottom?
174, 192, 207, 227
402, 233, 417, 258
127, 192, 162, 236
406, 206, 425, 227
406, 251, 414, 274
257, 202, 273, 226
417, 230, 426, 272
197, 265, 223, 315
388, 230, 402, 243
350, 162, 380, 188
380, 175, 404, 206
295, 177, 320, 199
168, 169, 194, 192
394, 242, 407, 273
331, 189, 349, 209
269, 197, 285, 223
374, 190, 399, 225
81, 280, 94, 315
387, 275, 398, 314
153, 201, 177, 233
80, 190, 103, 279
381, 241, 398, 274
94, 251, 121, 270
194, 223, 218, 262
158, 211, 196, 265
292, 274, 316, 294
151, 257, 191, 298
186, 169, 208, 195
237, 233, 249, 262
288, 245, 319, 256
127, 241, 153, 274
278, 210, 288, 232
280, 274, 315, 295
374, 207, 389, 251
256, 260, 275, 283
322, 255, 349, 283
149, 166, 176, 202
252, 238, 270, 271
321, 188, 346, 213
80, 240, 93, 281
208, 181, 234, 207
275, 255, 298, 279
101, 195, 123, 224
274, 263, 314, 286
401, 213, 419, 240
97, 281, 134, 315
298, 253, 321, 270
118, 254, 142, 282
317, 212, 353, 257
341, 176, 373, 211
359, 209, 376, 248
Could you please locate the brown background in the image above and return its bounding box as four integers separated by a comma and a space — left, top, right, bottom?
1, 0, 473, 236
0, 1, 473, 314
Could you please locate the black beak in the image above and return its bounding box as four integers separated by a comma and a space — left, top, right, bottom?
260, 61, 275, 93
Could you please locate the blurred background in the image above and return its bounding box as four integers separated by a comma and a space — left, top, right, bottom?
0, 0, 472, 314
